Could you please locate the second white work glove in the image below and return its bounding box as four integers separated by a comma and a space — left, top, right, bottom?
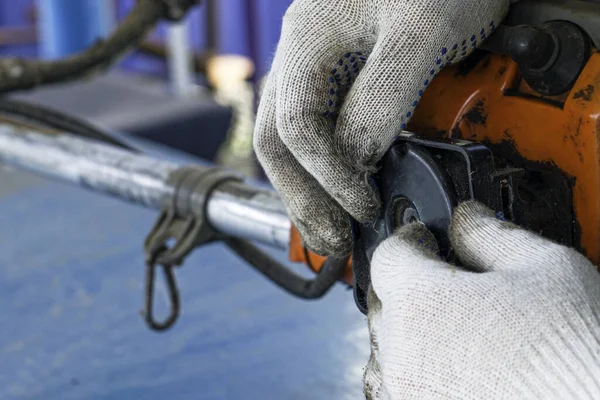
253, 0, 511, 256
365, 202, 600, 399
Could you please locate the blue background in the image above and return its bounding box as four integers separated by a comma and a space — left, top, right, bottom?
0, 0, 293, 79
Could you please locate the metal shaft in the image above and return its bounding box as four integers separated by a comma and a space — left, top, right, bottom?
166, 20, 195, 98
0, 122, 291, 250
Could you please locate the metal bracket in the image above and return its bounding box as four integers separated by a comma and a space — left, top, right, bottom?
142, 166, 242, 331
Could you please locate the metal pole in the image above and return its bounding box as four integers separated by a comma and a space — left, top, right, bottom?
166, 19, 195, 98
0, 123, 291, 250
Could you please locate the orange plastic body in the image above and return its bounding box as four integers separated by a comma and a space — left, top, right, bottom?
291, 52, 600, 282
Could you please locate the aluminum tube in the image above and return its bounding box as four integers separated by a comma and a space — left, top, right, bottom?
0, 123, 177, 209
208, 181, 291, 250
0, 123, 291, 249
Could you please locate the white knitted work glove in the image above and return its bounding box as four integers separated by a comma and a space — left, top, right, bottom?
253, 0, 510, 256
364, 201, 600, 400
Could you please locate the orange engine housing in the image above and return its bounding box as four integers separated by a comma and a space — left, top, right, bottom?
291, 51, 600, 285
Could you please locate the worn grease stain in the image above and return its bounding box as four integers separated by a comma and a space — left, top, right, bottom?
465, 100, 488, 126
481, 138, 580, 249
569, 118, 585, 163
479, 57, 491, 71
451, 125, 463, 139
573, 84, 595, 102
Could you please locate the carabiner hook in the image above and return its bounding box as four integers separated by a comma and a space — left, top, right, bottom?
143, 255, 180, 332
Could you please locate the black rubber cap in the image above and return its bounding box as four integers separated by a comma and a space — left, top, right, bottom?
504, 25, 557, 70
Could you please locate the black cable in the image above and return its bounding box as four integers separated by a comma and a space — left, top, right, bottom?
225, 238, 348, 300
0, 98, 137, 151
0, 0, 199, 94
0, 0, 203, 149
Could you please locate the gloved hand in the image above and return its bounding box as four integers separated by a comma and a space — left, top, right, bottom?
364, 201, 600, 399
253, 0, 511, 256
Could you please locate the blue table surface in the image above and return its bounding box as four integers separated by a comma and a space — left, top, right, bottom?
0, 139, 369, 400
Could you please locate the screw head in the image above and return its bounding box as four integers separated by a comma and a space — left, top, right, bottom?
392, 197, 420, 228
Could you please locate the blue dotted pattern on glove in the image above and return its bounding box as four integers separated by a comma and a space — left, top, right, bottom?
324, 20, 497, 131
323, 51, 368, 127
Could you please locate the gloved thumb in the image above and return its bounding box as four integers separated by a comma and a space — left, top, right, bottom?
449, 201, 592, 273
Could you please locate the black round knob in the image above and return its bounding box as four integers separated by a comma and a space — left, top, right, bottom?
504, 25, 557, 70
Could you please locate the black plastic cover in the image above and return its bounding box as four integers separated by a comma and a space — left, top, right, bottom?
352, 134, 502, 314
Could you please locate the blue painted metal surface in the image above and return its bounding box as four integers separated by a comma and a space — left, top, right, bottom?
0, 141, 368, 399
0, 0, 36, 57
116, 0, 207, 77
0, 0, 294, 79
117, 0, 294, 78
253, 0, 290, 78
36, 0, 112, 59
216, 0, 251, 57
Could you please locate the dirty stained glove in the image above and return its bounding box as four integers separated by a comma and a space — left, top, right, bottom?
253, 0, 511, 256
364, 201, 600, 400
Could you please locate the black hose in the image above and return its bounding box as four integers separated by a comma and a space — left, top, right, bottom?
0, 0, 204, 149
225, 238, 348, 300
0, 0, 196, 94
0, 99, 137, 151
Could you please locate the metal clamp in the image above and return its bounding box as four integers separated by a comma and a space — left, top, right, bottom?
141, 165, 349, 332
142, 166, 242, 331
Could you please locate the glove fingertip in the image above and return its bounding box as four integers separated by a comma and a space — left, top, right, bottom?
449, 201, 504, 270
449, 201, 507, 248
372, 222, 441, 275
332, 167, 381, 225
449, 201, 565, 272
295, 213, 353, 257
393, 222, 441, 256
452, 200, 496, 224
